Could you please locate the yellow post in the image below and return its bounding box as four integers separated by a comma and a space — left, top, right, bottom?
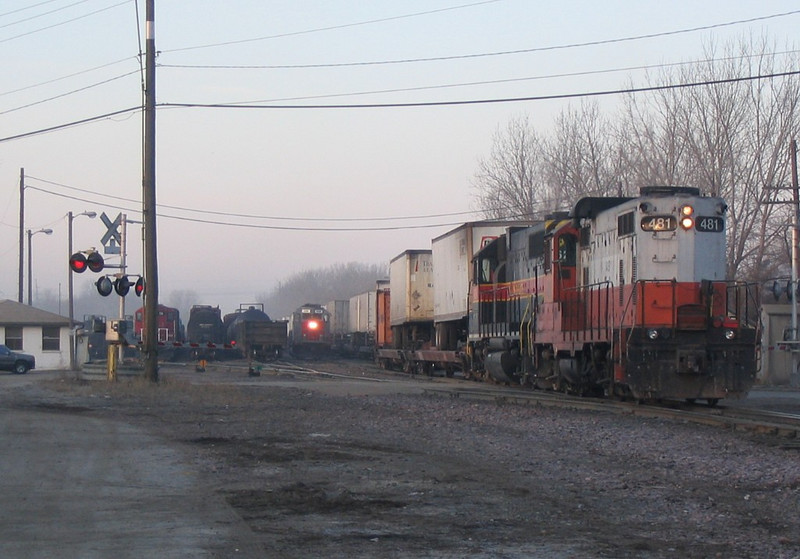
107, 343, 117, 381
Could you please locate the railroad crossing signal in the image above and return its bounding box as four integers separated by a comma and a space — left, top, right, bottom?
95, 274, 144, 297
100, 212, 122, 255
69, 251, 104, 273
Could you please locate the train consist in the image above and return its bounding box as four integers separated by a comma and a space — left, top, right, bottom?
332, 186, 760, 404
85, 186, 760, 404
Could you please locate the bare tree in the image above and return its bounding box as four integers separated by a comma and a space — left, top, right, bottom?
618, 35, 799, 280
544, 101, 628, 202
472, 116, 550, 219
256, 262, 387, 318
474, 36, 799, 283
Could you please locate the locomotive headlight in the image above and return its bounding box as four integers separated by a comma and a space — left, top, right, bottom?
647, 329, 659, 340
306, 320, 319, 330
679, 205, 694, 229
724, 329, 736, 340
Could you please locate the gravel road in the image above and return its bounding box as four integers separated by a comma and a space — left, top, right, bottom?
1, 363, 798, 558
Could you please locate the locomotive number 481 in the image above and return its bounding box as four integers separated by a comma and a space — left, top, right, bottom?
696, 216, 725, 232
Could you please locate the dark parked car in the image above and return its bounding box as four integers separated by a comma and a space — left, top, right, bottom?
0, 345, 35, 374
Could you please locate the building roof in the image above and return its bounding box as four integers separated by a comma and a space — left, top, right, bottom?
0, 299, 71, 326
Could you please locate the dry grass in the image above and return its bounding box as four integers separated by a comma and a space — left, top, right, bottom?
42, 371, 255, 408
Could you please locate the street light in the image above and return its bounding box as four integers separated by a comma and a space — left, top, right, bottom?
27, 228, 53, 306
68, 211, 97, 370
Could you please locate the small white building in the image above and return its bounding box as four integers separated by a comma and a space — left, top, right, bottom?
0, 299, 71, 370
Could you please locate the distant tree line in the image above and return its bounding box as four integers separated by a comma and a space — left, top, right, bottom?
255, 262, 388, 319
472, 36, 800, 283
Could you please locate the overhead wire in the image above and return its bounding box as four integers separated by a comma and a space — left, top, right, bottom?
0, 0, 93, 30
0, 0, 132, 44
24, 176, 483, 224
159, 70, 800, 110
163, 0, 503, 54
218, 50, 800, 105
3, 68, 799, 144
160, 9, 800, 68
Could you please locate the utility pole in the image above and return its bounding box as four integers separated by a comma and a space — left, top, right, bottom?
18, 168, 24, 303
142, 0, 159, 382
791, 140, 800, 388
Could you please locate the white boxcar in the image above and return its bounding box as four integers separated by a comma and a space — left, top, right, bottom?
389, 249, 433, 326
432, 221, 534, 323
325, 300, 350, 337
348, 290, 376, 335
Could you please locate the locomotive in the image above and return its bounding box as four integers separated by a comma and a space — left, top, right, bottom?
289, 303, 333, 355
375, 186, 759, 404
133, 304, 183, 344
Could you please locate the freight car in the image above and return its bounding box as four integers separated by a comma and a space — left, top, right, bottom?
378, 187, 760, 404
288, 303, 332, 356
186, 305, 226, 344
225, 304, 287, 361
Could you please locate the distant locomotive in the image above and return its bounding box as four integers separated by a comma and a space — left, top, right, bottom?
134, 304, 183, 344
289, 303, 332, 355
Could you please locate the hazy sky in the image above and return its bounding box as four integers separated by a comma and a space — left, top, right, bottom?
2, 0, 799, 315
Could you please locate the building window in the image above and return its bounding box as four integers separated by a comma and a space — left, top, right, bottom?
42, 326, 60, 351
5, 326, 23, 350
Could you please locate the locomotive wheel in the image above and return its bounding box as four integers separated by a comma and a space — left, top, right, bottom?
706, 398, 719, 407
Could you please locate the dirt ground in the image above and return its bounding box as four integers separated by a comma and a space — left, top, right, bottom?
7, 361, 800, 558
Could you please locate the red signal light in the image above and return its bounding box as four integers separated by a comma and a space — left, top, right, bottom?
86, 251, 104, 273
134, 276, 145, 297
69, 253, 88, 273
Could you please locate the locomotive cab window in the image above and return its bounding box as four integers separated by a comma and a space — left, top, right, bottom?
557, 234, 577, 266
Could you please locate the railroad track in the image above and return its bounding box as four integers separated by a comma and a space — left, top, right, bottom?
168, 358, 800, 444
419, 383, 800, 444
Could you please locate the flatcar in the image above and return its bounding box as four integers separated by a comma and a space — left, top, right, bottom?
288, 303, 332, 356
467, 186, 759, 404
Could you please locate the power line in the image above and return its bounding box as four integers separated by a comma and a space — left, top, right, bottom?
161, 9, 800, 64
0, 107, 140, 143
220, 50, 800, 106
3, 69, 798, 144
163, 0, 502, 54
0, 0, 69, 19
160, 70, 800, 110
0, 0, 93, 30
25, 178, 482, 223
0, 70, 140, 115
0, 57, 135, 97
25, 184, 486, 231
0, 0, 131, 44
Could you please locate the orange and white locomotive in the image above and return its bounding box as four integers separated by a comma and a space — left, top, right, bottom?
469, 186, 760, 403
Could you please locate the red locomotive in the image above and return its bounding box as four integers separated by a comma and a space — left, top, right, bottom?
376, 186, 759, 404
134, 304, 183, 344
